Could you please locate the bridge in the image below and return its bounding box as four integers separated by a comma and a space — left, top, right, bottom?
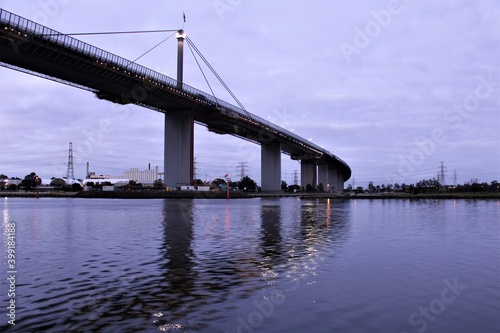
0, 8, 351, 191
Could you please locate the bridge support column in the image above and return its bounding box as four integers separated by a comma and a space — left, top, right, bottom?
328, 167, 338, 192
318, 163, 328, 191
164, 111, 193, 189
300, 161, 317, 189
261, 142, 281, 192
337, 171, 344, 191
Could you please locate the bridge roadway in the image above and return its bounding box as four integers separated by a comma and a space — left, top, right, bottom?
0, 8, 351, 191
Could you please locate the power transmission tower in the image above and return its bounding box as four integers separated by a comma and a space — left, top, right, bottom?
452, 169, 458, 187
293, 170, 299, 185
438, 161, 447, 186
237, 162, 248, 179
66, 142, 75, 184
193, 157, 198, 180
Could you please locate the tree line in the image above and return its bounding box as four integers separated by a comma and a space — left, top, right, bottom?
355, 178, 499, 194
2, 173, 498, 194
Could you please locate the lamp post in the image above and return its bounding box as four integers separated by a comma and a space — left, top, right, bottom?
35, 175, 39, 199
225, 173, 231, 200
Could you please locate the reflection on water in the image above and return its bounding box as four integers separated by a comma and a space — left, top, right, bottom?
152, 199, 352, 332
161, 200, 195, 298
260, 203, 282, 265
0, 198, 498, 333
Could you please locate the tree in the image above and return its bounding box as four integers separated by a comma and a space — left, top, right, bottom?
71, 183, 82, 192
20, 172, 41, 191
193, 178, 204, 186
288, 184, 301, 192
212, 178, 226, 189
491, 180, 499, 192
123, 180, 142, 191
281, 180, 288, 191
0, 174, 8, 190
153, 179, 164, 189
50, 178, 67, 188
239, 176, 257, 191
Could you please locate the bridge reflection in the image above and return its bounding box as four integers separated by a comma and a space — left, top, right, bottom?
157, 198, 351, 329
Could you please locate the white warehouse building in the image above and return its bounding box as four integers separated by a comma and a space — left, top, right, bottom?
123, 166, 160, 183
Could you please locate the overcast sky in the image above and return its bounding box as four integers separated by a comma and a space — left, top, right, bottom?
0, 0, 499, 187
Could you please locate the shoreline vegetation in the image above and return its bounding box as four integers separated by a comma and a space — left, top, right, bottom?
1, 191, 499, 200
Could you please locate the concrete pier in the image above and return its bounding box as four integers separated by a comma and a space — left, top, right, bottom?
328, 167, 338, 192
318, 163, 328, 190
261, 142, 281, 191
301, 161, 317, 189
164, 111, 193, 188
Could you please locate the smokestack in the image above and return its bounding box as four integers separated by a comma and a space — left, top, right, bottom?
148, 163, 150, 170
87, 162, 90, 178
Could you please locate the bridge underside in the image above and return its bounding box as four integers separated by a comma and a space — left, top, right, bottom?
0, 11, 351, 190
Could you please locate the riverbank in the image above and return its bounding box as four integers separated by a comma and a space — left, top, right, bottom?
251, 192, 500, 200
0, 191, 251, 199
2, 191, 499, 199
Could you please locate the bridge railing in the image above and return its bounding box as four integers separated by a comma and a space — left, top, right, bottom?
0, 8, 343, 165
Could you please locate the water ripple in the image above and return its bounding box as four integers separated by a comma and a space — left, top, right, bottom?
1, 198, 498, 332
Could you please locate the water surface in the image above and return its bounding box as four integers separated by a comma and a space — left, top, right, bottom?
1, 197, 499, 332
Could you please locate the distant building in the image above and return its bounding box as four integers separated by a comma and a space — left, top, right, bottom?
0, 178, 22, 188
84, 165, 162, 186
123, 166, 160, 183
81, 178, 130, 191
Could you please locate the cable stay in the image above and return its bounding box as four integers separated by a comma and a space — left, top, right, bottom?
41, 28, 180, 69
42, 27, 250, 118
186, 40, 218, 102
129, 31, 177, 64
186, 37, 251, 119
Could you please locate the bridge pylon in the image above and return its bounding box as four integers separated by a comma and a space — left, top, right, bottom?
164, 29, 194, 189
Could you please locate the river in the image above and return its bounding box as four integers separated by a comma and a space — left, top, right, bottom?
1, 197, 499, 332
